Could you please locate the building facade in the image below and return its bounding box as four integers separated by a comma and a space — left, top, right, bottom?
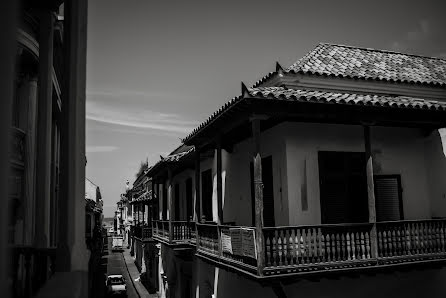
3, 1, 90, 297
144, 44, 446, 298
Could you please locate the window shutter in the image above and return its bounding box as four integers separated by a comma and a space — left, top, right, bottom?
375, 175, 403, 221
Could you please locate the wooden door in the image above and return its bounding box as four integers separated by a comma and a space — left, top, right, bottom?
318, 151, 368, 224
201, 169, 213, 221
251, 156, 275, 227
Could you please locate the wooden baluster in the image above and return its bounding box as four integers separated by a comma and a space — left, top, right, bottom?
320, 233, 326, 263
264, 232, 271, 267
272, 231, 277, 266
295, 229, 300, 265
405, 225, 410, 256
396, 228, 401, 256
414, 223, 419, 255
382, 230, 387, 257
377, 229, 383, 257
440, 223, 445, 252
351, 232, 356, 260
278, 231, 283, 266
420, 223, 426, 254
335, 233, 341, 262
355, 232, 361, 260
284, 229, 289, 266
314, 228, 319, 263
365, 232, 371, 259
301, 229, 307, 264
340, 233, 345, 261
331, 233, 337, 261
326, 234, 331, 262
435, 222, 440, 253
289, 230, 295, 265
360, 232, 365, 259
308, 228, 313, 264
346, 232, 351, 260
317, 229, 322, 263
428, 223, 433, 253
387, 229, 393, 257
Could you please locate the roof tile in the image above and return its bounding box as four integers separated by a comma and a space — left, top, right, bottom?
286, 43, 446, 86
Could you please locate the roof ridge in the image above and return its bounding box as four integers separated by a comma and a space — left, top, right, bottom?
319, 42, 446, 61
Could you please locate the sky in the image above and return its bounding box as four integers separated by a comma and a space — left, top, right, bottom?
86, 0, 446, 217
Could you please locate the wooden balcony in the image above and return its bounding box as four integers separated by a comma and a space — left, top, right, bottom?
133, 224, 153, 241
10, 246, 57, 297
195, 219, 446, 278
152, 220, 196, 246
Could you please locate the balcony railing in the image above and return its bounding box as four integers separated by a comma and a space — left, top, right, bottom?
153, 220, 196, 245
11, 246, 57, 298
133, 224, 152, 240
193, 219, 446, 278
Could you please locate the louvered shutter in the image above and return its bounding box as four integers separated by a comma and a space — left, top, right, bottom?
375, 175, 403, 221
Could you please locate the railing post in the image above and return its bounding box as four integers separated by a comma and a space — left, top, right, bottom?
252, 118, 265, 275
168, 168, 173, 243
364, 125, 378, 260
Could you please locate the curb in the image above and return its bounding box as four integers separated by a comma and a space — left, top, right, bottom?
121, 251, 142, 298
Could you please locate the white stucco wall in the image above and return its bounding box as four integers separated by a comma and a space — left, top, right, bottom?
424, 129, 446, 218
196, 125, 288, 226
284, 122, 434, 225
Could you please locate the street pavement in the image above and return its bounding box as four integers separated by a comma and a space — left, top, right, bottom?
91, 236, 139, 298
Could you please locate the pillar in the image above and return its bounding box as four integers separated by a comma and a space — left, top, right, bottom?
252, 118, 265, 275
35, 9, 54, 248
195, 151, 201, 222
57, 0, 89, 276
216, 140, 223, 224
364, 125, 378, 258
24, 76, 38, 246
167, 169, 173, 242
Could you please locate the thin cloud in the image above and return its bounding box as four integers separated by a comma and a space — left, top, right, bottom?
86, 101, 198, 134
86, 146, 119, 153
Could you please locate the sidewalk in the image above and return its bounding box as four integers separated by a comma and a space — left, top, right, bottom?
122, 248, 159, 298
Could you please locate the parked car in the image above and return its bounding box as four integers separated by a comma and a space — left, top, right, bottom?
105, 274, 127, 297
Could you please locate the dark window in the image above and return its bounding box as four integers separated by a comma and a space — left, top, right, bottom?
250, 156, 275, 227
201, 169, 213, 222
375, 175, 404, 221
186, 178, 193, 221
318, 151, 368, 224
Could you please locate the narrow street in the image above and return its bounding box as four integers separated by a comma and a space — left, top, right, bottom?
91, 237, 139, 298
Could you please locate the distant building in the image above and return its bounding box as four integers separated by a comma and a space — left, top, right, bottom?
144, 44, 446, 298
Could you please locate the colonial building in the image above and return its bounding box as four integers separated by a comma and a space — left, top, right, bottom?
3, 1, 89, 297
146, 44, 446, 298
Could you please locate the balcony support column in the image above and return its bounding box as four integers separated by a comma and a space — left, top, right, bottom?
252, 118, 265, 275
216, 138, 223, 257
57, 0, 89, 278
195, 150, 201, 222
167, 168, 173, 242
216, 138, 223, 225
364, 125, 378, 259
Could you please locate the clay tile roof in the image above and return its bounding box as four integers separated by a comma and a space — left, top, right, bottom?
248, 86, 446, 111
286, 43, 446, 87
163, 146, 195, 162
